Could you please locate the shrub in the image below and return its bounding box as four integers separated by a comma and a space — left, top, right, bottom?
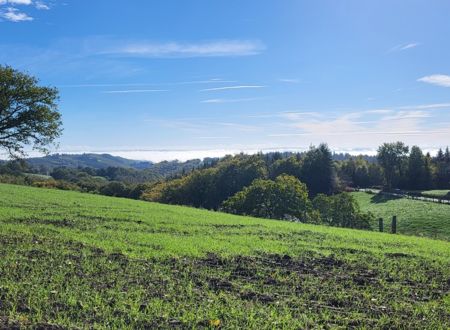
313, 193, 373, 229
221, 175, 312, 221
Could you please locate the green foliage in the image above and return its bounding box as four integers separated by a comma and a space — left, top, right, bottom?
313, 193, 373, 229
377, 142, 409, 189
222, 175, 311, 221
337, 156, 383, 188
0, 184, 449, 328
143, 155, 267, 209
269, 156, 302, 179
32, 179, 80, 191
434, 147, 450, 189
0, 65, 62, 158
407, 146, 429, 190
300, 144, 336, 196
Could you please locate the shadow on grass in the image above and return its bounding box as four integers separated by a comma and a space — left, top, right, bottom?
370, 193, 403, 204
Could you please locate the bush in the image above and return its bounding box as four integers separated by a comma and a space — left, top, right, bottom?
313, 193, 373, 229
32, 179, 79, 191
221, 175, 311, 221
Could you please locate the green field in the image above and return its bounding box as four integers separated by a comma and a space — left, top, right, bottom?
352, 192, 450, 240
0, 184, 449, 329
416, 190, 450, 197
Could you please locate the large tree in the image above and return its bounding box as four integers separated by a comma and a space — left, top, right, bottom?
377, 142, 409, 189
0, 65, 62, 158
407, 146, 426, 190
300, 143, 335, 196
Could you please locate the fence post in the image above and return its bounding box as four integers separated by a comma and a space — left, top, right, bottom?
379, 218, 383, 232
391, 216, 397, 234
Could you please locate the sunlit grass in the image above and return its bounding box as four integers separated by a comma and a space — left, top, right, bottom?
352, 191, 450, 240
1, 184, 449, 328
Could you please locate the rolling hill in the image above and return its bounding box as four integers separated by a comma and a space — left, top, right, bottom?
0, 184, 449, 328
25, 153, 153, 170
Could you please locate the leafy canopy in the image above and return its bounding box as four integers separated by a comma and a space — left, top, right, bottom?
0, 65, 62, 158
221, 175, 311, 221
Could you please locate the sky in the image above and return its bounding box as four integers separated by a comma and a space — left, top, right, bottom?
1, 0, 450, 161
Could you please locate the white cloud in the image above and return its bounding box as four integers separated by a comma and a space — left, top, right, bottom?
0, 7, 32, 21
200, 85, 265, 92
102, 89, 169, 94
201, 97, 261, 104
364, 109, 392, 114
418, 74, 450, 88
0, 0, 50, 22
100, 40, 265, 58
0, 0, 33, 5
267, 104, 450, 151
400, 43, 420, 50
35, 1, 49, 10
197, 136, 232, 140
278, 78, 300, 84
388, 42, 420, 53
398, 103, 450, 110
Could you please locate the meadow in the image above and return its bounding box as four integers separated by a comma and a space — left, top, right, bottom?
0, 184, 449, 329
352, 191, 450, 240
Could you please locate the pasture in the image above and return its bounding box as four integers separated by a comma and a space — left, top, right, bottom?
0, 184, 449, 328
352, 191, 450, 240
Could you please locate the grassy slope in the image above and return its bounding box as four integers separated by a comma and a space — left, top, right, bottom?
0, 184, 449, 329
352, 191, 450, 240
416, 190, 450, 197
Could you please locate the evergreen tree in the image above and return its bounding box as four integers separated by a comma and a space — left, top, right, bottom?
422, 153, 433, 189
407, 146, 425, 190
300, 144, 335, 196
436, 148, 445, 162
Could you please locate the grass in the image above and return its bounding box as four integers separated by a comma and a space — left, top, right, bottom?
352, 191, 450, 240
414, 190, 450, 198
0, 183, 449, 329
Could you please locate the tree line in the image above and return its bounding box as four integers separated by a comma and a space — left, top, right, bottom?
142, 145, 373, 229
340, 142, 450, 191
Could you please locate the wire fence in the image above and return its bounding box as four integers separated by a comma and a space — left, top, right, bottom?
356, 188, 450, 205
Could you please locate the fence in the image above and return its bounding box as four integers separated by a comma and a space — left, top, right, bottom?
356, 188, 450, 205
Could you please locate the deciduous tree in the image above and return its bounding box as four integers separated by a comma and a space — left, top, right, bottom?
0, 66, 62, 158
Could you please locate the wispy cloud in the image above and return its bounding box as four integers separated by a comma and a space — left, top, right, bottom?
0, 0, 50, 8
278, 78, 300, 84
0, 7, 32, 21
200, 85, 265, 92
0, 0, 51, 22
399, 102, 450, 110
0, 0, 32, 5
388, 42, 420, 53
197, 136, 232, 140
99, 40, 265, 58
218, 122, 259, 131
59, 79, 237, 89
201, 97, 261, 104
102, 89, 169, 94
417, 74, 450, 88
35, 1, 49, 10
264, 102, 450, 151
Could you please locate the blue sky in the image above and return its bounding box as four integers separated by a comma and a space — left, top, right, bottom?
1, 0, 450, 161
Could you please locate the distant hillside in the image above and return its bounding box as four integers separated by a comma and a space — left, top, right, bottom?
25, 153, 153, 170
